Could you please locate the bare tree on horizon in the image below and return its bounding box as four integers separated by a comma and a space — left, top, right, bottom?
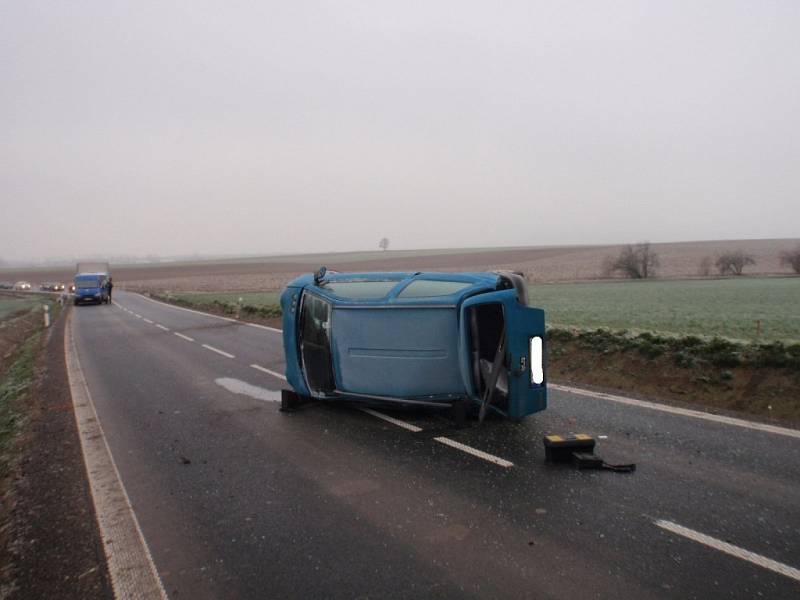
608, 242, 660, 279
716, 250, 756, 276
780, 245, 800, 274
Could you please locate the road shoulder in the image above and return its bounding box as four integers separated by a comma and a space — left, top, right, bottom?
0, 308, 112, 599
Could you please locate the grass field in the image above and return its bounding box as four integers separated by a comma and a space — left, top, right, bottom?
170, 276, 799, 342
531, 276, 800, 342
0, 296, 43, 321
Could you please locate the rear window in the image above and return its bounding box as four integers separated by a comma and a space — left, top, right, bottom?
323, 281, 398, 300
397, 280, 473, 298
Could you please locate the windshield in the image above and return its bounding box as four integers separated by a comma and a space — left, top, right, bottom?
75, 277, 101, 289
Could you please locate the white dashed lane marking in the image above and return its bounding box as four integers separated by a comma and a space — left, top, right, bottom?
434, 436, 514, 468
173, 333, 195, 342
250, 364, 287, 381
155, 324, 170, 331
201, 344, 235, 359
246, 322, 282, 333
359, 408, 423, 433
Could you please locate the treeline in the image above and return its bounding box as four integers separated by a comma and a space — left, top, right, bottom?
604, 243, 800, 279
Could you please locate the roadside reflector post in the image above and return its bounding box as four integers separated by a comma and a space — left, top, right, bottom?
237, 297, 243, 319
756, 319, 762, 338
43, 304, 50, 328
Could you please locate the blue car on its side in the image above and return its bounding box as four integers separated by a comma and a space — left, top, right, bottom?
280, 269, 546, 421
73, 273, 109, 305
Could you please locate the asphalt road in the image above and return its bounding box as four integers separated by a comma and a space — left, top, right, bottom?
70, 291, 800, 599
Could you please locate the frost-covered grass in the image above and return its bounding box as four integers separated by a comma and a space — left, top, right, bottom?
530, 277, 800, 342
0, 296, 42, 321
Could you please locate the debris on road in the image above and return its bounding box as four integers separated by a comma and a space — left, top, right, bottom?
544, 434, 636, 473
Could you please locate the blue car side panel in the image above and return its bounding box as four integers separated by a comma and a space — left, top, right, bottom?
506, 305, 547, 418
332, 307, 464, 397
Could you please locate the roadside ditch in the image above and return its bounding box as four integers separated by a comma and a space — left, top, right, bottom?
0, 304, 111, 599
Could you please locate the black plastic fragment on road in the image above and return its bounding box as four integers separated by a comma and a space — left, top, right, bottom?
544, 434, 636, 473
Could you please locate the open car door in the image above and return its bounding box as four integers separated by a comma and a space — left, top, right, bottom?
460, 290, 546, 420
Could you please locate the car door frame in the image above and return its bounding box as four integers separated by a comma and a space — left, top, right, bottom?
459, 289, 547, 419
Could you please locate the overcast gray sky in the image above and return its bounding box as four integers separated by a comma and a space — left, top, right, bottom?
2, 1, 798, 262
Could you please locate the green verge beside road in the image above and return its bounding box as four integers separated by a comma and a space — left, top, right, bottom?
169, 291, 282, 308
0, 296, 58, 477
0, 333, 40, 478
153, 291, 282, 320
0, 296, 43, 320
548, 327, 800, 422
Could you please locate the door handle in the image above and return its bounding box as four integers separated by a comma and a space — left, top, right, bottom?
510, 354, 527, 377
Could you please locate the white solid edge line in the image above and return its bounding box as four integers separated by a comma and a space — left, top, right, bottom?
173, 332, 195, 342
155, 324, 169, 331
359, 408, 423, 433
434, 436, 514, 468
250, 364, 288, 381
655, 519, 800, 583
65, 312, 168, 599
201, 343, 235, 359
550, 383, 800, 440
136, 292, 283, 332
246, 322, 283, 333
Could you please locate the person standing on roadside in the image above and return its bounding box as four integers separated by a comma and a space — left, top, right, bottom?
107, 277, 114, 303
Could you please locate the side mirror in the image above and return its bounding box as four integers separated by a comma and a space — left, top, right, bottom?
313, 266, 327, 286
